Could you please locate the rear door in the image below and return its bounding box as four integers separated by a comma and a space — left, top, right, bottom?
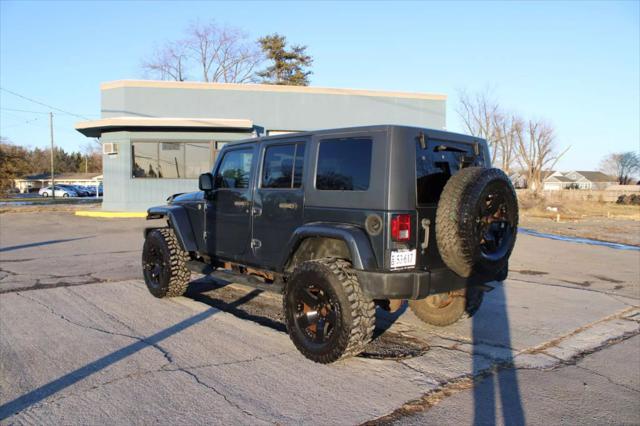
415, 137, 483, 270
251, 140, 307, 270
205, 146, 256, 260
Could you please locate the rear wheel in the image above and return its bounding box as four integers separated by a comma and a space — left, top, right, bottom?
283, 258, 375, 363
142, 228, 190, 298
409, 287, 484, 326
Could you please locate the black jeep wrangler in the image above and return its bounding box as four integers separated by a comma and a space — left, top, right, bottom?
142, 125, 518, 363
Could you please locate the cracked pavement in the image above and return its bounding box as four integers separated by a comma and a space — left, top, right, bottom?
0, 212, 639, 424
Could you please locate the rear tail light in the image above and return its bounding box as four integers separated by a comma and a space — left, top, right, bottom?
391, 214, 411, 242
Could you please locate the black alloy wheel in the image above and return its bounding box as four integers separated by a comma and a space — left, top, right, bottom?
293, 283, 341, 346
283, 258, 375, 363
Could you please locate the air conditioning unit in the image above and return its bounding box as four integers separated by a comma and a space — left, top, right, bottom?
103, 143, 118, 155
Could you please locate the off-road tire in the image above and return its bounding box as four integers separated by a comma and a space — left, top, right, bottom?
142, 228, 190, 298
283, 258, 375, 363
436, 167, 518, 278
409, 286, 484, 326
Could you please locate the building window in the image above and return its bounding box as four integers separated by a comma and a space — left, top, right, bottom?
185, 143, 212, 179
159, 142, 184, 178
132, 141, 223, 179
132, 143, 159, 178
316, 138, 372, 191
262, 144, 305, 189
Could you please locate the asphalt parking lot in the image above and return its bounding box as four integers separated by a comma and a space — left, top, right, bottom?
1, 212, 639, 424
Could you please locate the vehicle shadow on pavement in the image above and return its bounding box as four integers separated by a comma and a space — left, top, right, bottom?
186, 278, 286, 332
0, 236, 94, 253
0, 290, 261, 421
472, 282, 525, 425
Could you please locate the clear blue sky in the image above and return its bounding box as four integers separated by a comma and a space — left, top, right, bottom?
1, 0, 638, 170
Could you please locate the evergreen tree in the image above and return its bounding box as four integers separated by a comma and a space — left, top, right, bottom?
257, 34, 313, 86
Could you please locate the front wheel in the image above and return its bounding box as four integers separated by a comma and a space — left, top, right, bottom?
42, 192, 48, 197
142, 228, 190, 298
283, 258, 375, 363
409, 286, 484, 326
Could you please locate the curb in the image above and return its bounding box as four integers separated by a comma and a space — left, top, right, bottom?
75, 211, 146, 218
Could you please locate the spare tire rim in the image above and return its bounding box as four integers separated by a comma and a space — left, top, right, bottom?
294, 285, 339, 345
477, 186, 515, 261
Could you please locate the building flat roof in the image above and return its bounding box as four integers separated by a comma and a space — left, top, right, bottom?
16, 172, 103, 181
100, 80, 447, 101
75, 117, 253, 137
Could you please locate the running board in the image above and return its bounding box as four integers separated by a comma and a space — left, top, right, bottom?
186, 260, 283, 294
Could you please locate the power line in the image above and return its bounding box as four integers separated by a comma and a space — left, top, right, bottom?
0, 107, 50, 115
0, 87, 93, 120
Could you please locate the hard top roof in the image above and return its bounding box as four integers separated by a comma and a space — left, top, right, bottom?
228, 125, 484, 147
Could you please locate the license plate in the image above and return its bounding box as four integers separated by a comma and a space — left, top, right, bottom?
390, 249, 416, 270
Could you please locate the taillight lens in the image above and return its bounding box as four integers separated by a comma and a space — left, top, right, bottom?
391, 214, 411, 242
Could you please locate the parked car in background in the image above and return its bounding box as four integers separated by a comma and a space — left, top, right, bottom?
82, 185, 97, 196
39, 186, 78, 197
66, 185, 90, 197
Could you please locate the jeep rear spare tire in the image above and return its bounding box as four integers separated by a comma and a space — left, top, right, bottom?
436, 167, 518, 278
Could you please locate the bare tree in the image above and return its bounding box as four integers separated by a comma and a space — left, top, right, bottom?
599, 152, 640, 185
142, 40, 189, 81
187, 22, 262, 83
457, 90, 502, 165
142, 22, 263, 83
493, 113, 521, 174
514, 119, 569, 192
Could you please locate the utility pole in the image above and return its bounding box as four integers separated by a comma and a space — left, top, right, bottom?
49, 112, 55, 200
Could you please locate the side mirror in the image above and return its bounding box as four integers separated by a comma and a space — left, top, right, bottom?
199, 173, 215, 191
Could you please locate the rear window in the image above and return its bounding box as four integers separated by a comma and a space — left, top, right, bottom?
316, 138, 372, 191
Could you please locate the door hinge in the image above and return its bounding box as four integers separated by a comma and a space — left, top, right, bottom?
251, 239, 262, 249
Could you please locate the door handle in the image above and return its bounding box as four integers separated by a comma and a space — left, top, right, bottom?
233, 200, 250, 208
278, 202, 298, 210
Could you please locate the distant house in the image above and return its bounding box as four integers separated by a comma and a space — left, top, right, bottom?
542, 171, 616, 191
14, 173, 103, 193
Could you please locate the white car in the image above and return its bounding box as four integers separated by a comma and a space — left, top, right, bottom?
39, 186, 78, 198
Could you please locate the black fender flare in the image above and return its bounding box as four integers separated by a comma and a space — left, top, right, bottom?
145, 205, 198, 252
281, 222, 377, 271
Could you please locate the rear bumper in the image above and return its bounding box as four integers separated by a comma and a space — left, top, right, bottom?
355, 267, 504, 300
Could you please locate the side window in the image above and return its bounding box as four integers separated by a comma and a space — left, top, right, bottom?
262, 143, 305, 189
316, 138, 372, 191
215, 149, 253, 189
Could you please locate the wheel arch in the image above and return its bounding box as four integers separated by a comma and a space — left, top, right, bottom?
145, 205, 198, 252
281, 223, 377, 272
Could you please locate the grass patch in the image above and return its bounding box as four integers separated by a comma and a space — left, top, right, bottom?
518, 192, 640, 221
